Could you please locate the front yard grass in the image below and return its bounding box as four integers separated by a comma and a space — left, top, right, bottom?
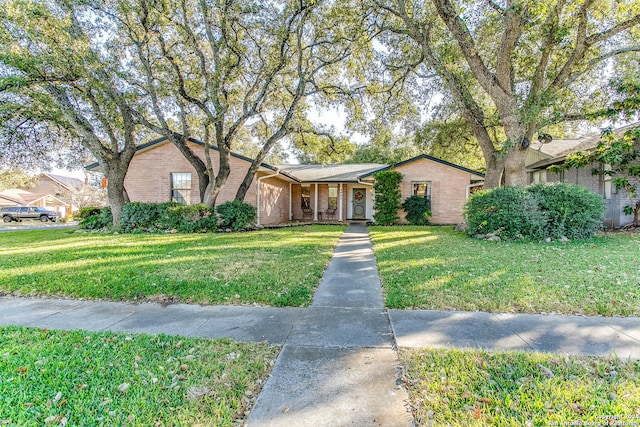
0, 225, 345, 307
370, 226, 640, 316
401, 348, 640, 426
0, 326, 278, 426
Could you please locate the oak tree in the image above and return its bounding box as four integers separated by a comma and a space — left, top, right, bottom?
373, 0, 640, 187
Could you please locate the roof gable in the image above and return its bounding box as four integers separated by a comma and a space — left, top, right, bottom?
41, 173, 83, 190
84, 136, 292, 177
358, 154, 485, 179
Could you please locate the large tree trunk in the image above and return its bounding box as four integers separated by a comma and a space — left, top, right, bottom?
202, 143, 232, 207
501, 118, 532, 187
104, 164, 129, 227
503, 148, 529, 187
483, 154, 505, 189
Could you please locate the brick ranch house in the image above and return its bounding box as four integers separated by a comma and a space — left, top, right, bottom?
87, 137, 485, 226
527, 122, 640, 229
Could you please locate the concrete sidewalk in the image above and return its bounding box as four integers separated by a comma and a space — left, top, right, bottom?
2, 224, 640, 426
2, 297, 639, 359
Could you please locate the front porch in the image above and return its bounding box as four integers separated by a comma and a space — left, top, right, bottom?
289, 182, 375, 223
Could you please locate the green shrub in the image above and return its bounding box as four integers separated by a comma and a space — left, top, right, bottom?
464, 187, 546, 240
75, 207, 102, 221
118, 202, 217, 233
216, 200, 256, 230
373, 171, 403, 225
157, 203, 216, 233
119, 202, 161, 232
527, 183, 604, 239
78, 206, 112, 230
402, 195, 432, 225
464, 184, 605, 241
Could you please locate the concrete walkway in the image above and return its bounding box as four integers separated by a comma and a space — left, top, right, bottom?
2, 225, 640, 425
246, 224, 412, 426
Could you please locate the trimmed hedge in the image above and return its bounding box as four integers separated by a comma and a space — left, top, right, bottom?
402, 195, 432, 225
464, 183, 604, 241
117, 202, 216, 233
157, 203, 218, 233
216, 200, 256, 230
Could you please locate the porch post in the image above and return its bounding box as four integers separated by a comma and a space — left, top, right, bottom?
289, 183, 293, 221
313, 183, 318, 221
338, 183, 343, 222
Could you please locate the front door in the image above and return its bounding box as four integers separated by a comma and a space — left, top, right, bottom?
352, 188, 366, 219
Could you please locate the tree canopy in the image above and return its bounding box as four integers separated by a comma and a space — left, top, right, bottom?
2, 0, 639, 217
372, 0, 640, 187
0, 0, 150, 225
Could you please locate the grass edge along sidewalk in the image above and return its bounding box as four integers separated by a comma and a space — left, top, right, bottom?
371, 226, 640, 317
0, 326, 279, 426
0, 225, 346, 307
401, 347, 640, 426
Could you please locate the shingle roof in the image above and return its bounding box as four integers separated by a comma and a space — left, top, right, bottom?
527, 122, 640, 171
43, 173, 83, 189
276, 164, 387, 182
528, 138, 589, 157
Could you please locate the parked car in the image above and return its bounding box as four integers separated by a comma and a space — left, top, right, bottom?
1, 206, 60, 222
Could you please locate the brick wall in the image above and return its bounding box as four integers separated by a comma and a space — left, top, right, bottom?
124, 140, 287, 223
392, 158, 474, 224
258, 174, 290, 225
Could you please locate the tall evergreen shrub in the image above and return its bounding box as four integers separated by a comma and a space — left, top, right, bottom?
373, 171, 403, 225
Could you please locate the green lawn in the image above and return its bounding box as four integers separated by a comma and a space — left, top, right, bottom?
370, 226, 640, 316
0, 225, 345, 307
0, 326, 278, 426
401, 348, 640, 426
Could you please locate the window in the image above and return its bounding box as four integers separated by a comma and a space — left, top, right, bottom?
301, 186, 310, 209
532, 170, 547, 184
412, 181, 431, 198
328, 186, 337, 210
171, 173, 192, 205
412, 181, 431, 209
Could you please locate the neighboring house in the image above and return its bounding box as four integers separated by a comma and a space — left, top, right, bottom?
86, 137, 485, 225
527, 123, 639, 228
0, 173, 84, 219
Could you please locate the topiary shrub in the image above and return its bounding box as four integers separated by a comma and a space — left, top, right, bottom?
402, 195, 432, 225
527, 183, 604, 239
464, 186, 546, 240
216, 200, 256, 230
78, 206, 112, 230
373, 171, 403, 225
